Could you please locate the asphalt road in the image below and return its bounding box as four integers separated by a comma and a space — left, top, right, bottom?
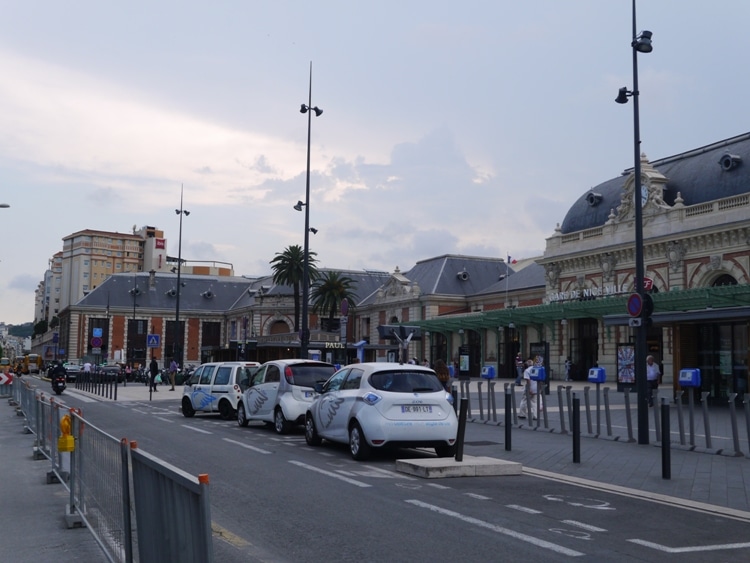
40, 383, 749, 562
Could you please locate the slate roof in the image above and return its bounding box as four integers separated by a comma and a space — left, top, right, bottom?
475, 261, 546, 296
561, 132, 750, 234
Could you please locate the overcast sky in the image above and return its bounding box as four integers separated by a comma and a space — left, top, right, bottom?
1, 1, 748, 325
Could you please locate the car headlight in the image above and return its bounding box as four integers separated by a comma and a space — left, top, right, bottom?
445, 391, 454, 405
362, 392, 382, 405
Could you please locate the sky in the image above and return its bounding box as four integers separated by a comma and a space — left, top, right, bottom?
1, 0, 749, 325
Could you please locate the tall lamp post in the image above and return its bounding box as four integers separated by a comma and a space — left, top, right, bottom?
616, 0, 653, 445
174, 185, 190, 369
297, 61, 323, 360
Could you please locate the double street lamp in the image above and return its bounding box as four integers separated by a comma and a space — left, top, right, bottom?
296, 62, 323, 360
616, 0, 653, 445
174, 186, 190, 369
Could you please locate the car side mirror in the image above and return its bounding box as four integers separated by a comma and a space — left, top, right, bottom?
314, 382, 324, 394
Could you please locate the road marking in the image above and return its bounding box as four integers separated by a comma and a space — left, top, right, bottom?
426, 483, 451, 490
212, 522, 251, 547
506, 505, 542, 514
544, 494, 615, 510
289, 460, 372, 488
154, 416, 173, 423
361, 465, 417, 480
181, 425, 212, 434
466, 493, 491, 500
628, 539, 750, 553
405, 499, 584, 557
561, 520, 607, 533
223, 438, 271, 454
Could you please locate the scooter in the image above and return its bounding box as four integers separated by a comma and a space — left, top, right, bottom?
52, 376, 66, 395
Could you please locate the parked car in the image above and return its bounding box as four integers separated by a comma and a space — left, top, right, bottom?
182, 361, 260, 420
304, 362, 458, 460
101, 364, 124, 383
237, 359, 336, 433
63, 363, 81, 383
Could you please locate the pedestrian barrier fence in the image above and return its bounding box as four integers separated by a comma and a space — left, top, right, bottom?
8, 379, 213, 563
455, 379, 750, 458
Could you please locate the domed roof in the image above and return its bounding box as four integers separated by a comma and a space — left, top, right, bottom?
560, 133, 750, 234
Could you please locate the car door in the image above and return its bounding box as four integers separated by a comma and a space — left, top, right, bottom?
243, 364, 280, 422
190, 364, 217, 412
208, 364, 233, 412
313, 369, 351, 442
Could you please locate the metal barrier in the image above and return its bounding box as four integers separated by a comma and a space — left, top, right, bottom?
9, 379, 213, 562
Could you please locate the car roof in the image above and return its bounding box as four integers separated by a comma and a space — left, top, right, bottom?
341, 362, 435, 372
262, 359, 335, 367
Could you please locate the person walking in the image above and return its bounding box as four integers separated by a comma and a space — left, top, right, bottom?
149, 356, 160, 393
434, 359, 451, 391
514, 353, 524, 385
564, 356, 573, 382
168, 359, 178, 391
518, 359, 538, 420
646, 355, 661, 406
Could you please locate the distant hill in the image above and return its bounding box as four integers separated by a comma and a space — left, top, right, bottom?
8, 323, 33, 338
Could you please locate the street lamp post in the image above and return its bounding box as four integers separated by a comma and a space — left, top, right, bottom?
174, 185, 190, 369
616, 0, 653, 445
130, 272, 139, 369
298, 61, 323, 360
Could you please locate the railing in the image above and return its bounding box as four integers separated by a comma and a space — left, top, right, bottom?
9, 379, 213, 563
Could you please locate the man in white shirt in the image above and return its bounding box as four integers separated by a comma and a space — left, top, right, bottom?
646, 355, 661, 407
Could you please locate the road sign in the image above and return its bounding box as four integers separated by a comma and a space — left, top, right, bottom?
643, 277, 653, 291
0, 373, 12, 385
92, 347, 102, 354
627, 293, 643, 317
628, 318, 642, 327
90, 336, 103, 347
147, 334, 161, 348
93, 328, 103, 338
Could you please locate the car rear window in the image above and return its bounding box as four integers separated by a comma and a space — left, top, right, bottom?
369, 370, 443, 393
288, 364, 336, 388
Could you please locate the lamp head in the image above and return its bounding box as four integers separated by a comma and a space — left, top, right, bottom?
300, 104, 308, 114
615, 87, 630, 104
183, 210, 190, 216
634, 30, 653, 53
294, 200, 305, 211
309, 227, 318, 234
312, 106, 323, 117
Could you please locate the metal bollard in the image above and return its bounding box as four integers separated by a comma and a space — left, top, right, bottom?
623, 387, 635, 443
701, 391, 712, 449
489, 381, 497, 423
565, 385, 573, 429
688, 388, 696, 446
728, 393, 743, 457
477, 381, 484, 421
504, 387, 512, 451
455, 397, 469, 462
572, 394, 580, 463
557, 386, 567, 434
661, 398, 671, 479
452, 385, 458, 414
603, 387, 612, 437
674, 390, 686, 446
510, 383, 519, 425
652, 388, 661, 443
583, 386, 593, 435
595, 382, 602, 437
744, 394, 750, 455
540, 388, 548, 429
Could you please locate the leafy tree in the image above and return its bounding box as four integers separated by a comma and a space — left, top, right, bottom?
311, 271, 357, 331
33, 320, 48, 338
270, 245, 318, 332
50, 316, 60, 329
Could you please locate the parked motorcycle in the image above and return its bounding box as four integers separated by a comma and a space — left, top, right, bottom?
52, 376, 66, 395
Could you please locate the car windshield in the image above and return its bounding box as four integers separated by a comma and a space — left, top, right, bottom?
287, 364, 336, 388
369, 370, 443, 393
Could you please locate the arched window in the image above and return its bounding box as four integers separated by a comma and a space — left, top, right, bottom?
712, 274, 737, 287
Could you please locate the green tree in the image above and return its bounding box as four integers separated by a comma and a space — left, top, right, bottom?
49, 316, 60, 329
270, 245, 318, 332
311, 271, 358, 331
33, 320, 48, 338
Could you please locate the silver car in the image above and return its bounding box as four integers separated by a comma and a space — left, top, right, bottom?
305, 362, 458, 460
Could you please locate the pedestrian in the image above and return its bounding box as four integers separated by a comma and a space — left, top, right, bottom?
646, 355, 661, 406
514, 353, 524, 385
564, 356, 573, 382
518, 359, 538, 420
434, 359, 451, 391
168, 358, 178, 391
125, 364, 132, 382
149, 356, 160, 392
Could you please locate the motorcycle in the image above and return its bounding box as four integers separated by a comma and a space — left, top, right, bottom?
52, 376, 66, 395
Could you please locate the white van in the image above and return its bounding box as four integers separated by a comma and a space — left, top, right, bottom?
182, 361, 260, 419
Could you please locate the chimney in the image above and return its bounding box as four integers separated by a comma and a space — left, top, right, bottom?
149, 269, 156, 290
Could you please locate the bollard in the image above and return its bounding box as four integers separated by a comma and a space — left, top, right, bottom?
510, 383, 519, 425
661, 398, 671, 479
687, 387, 696, 447
489, 381, 497, 423
652, 388, 661, 444
565, 385, 573, 429
477, 381, 484, 421
557, 386, 567, 434
504, 387, 512, 451
572, 394, 580, 463
540, 388, 549, 429
603, 387, 612, 437
623, 387, 635, 443
455, 397, 469, 462
675, 390, 686, 446
595, 382, 602, 437
452, 385, 458, 414
728, 393, 743, 457
744, 394, 750, 455
701, 392, 712, 449
583, 386, 593, 435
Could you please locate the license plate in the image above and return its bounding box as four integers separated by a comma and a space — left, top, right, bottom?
304, 391, 314, 398
401, 405, 432, 413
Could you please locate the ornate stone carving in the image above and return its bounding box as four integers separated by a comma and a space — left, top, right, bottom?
545, 263, 561, 286
666, 241, 686, 273
599, 253, 617, 282
710, 255, 722, 270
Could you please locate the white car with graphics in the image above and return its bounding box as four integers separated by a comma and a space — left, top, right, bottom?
237, 359, 336, 433
182, 361, 260, 420
305, 362, 458, 460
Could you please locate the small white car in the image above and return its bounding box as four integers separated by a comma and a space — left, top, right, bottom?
237, 359, 336, 433
182, 361, 260, 419
305, 362, 458, 460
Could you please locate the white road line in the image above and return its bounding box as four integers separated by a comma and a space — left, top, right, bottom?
405, 500, 584, 557
181, 425, 212, 434
289, 460, 372, 488
561, 520, 607, 532
466, 493, 491, 500
155, 416, 173, 423
506, 505, 543, 514
628, 539, 750, 553
426, 483, 451, 490
362, 465, 417, 480
223, 438, 271, 454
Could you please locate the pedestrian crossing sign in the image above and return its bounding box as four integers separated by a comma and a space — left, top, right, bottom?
147, 334, 161, 348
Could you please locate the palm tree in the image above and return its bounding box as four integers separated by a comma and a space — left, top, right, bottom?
311, 271, 358, 331
270, 245, 318, 332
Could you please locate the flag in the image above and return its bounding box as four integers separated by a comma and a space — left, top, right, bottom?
507, 255, 518, 264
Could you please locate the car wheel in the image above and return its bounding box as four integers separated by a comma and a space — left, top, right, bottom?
219, 400, 234, 421
305, 414, 322, 446
349, 422, 371, 461
237, 403, 249, 427
435, 445, 456, 458
181, 397, 195, 418
274, 408, 291, 434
